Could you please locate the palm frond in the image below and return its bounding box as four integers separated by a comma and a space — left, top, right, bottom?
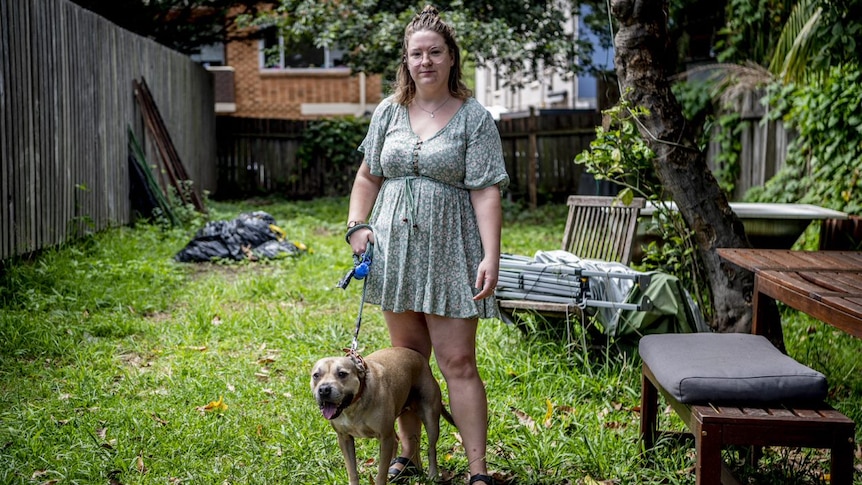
677, 62, 774, 109
768, 0, 824, 83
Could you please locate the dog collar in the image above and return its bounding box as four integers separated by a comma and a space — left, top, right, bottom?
350, 377, 366, 405
344, 349, 367, 405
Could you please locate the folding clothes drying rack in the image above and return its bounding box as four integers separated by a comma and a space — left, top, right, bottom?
496, 253, 654, 315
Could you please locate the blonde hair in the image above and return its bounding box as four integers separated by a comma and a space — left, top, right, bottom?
393, 5, 471, 105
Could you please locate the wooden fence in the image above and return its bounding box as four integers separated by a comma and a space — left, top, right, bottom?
498, 108, 609, 205
214, 108, 612, 203
1, 0, 217, 261
215, 117, 359, 200
710, 90, 789, 199
213, 102, 786, 205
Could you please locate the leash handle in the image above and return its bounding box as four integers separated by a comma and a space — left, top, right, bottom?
336, 243, 374, 289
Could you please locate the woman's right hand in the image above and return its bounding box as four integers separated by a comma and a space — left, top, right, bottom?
348, 227, 375, 256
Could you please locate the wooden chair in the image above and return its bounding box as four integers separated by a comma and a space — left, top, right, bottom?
497, 195, 646, 318
561, 195, 646, 265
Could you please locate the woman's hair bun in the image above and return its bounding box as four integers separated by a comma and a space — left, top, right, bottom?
420, 5, 438, 16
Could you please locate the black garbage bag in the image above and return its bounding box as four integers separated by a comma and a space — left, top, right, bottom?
174, 211, 302, 262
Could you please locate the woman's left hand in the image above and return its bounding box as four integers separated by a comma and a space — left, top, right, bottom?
472, 257, 499, 301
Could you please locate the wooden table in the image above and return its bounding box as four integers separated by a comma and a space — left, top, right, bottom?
717, 248, 862, 339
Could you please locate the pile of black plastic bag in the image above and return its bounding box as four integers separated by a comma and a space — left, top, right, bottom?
174, 211, 303, 262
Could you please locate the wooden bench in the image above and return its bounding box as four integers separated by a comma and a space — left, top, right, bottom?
497, 195, 645, 319
640, 333, 856, 485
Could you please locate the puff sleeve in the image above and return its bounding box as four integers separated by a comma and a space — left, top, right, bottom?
464, 105, 509, 190
357, 97, 397, 177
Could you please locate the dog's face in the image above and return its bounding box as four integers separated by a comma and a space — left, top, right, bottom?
310, 356, 365, 420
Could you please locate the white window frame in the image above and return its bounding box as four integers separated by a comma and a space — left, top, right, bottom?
258, 35, 348, 72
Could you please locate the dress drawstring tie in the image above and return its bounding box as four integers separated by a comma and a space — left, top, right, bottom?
402, 176, 419, 229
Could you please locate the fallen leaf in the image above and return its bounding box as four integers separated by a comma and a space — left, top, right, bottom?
511, 406, 536, 432
543, 399, 554, 428
32, 470, 49, 479
557, 405, 576, 415
199, 396, 228, 413
150, 413, 168, 425
211, 315, 222, 326
185, 346, 207, 352
136, 454, 147, 474
258, 355, 277, 364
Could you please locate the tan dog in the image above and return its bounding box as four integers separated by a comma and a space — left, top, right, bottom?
311, 347, 450, 485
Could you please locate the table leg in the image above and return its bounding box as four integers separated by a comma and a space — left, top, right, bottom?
751, 276, 786, 352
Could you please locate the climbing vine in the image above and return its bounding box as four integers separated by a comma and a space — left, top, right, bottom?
748, 66, 862, 215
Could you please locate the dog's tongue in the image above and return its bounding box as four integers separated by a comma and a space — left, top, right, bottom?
322, 403, 339, 420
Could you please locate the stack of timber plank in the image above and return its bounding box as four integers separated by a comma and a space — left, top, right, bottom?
132, 77, 206, 213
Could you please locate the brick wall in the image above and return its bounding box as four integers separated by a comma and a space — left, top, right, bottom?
227, 39, 383, 120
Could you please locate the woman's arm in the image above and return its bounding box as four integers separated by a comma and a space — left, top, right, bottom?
470, 184, 502, 301
346, 161, 383, 254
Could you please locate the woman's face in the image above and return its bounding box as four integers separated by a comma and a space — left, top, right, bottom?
405, 30, 453, 91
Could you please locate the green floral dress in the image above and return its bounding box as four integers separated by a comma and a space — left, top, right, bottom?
358, 96, 509, 319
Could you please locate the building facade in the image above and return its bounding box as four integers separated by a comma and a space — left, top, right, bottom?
193, 10, 384, 120
473, 3, 615, 117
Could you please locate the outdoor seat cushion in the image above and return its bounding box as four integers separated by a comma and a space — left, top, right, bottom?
639, 333, 827, 404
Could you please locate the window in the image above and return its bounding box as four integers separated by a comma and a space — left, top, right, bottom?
259, 28, 346, 70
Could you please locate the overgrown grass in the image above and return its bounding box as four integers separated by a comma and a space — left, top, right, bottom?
0, 196, 859, 484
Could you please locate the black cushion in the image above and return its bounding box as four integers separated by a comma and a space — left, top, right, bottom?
640, 333, 827, 404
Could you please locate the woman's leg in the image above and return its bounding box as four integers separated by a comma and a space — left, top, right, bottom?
425, 314, 489, 478
384, 310, 432, 472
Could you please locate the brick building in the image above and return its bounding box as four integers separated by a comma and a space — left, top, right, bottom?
200, 8, 384, 120
220, 37, 383, 119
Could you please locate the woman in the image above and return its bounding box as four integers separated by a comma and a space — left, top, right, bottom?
344, 6, 508, 485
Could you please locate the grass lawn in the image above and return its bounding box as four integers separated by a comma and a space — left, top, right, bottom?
0, 196, 859, 484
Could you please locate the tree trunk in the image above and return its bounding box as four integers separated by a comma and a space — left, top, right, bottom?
610, 0, 783, 345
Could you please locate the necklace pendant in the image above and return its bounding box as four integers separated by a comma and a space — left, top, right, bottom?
430, 113, 435, 118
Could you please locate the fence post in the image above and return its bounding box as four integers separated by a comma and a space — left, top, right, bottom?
528, 106, 538, 209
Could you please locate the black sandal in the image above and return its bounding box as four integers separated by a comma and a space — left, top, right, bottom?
469, 474, 496, 485
388, 456, 421, 483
